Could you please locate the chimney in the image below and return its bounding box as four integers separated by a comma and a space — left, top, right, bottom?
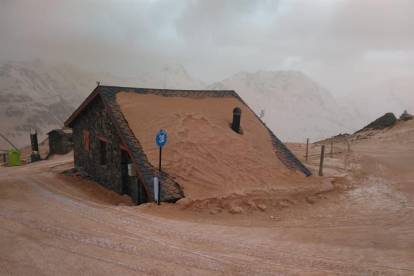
30, 129, 41, 162
232, 107, 242, 133
30, 129, 39, 153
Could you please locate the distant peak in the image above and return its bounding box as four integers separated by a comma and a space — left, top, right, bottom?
160, 63, 187, 73
232, 69, 307, 79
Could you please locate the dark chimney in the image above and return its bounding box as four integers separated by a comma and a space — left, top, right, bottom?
30, 129, 41, 162
232, 107, 242, 133
30, 130, 39, 152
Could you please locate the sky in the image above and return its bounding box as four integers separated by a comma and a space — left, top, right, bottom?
1, 0, 413, 97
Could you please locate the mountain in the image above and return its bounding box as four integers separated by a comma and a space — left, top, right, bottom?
0, 60, 206, 149
1, 59, 363, 149
343, 78, 414, 127
208, 70, 360, 142
0, 60, 93, 149
125, 64, 206, 90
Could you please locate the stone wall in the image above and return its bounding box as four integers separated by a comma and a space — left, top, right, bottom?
48, 132, 73, 155
72, 97, 125, 195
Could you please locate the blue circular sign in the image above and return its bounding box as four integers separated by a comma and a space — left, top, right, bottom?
156, 130, 167, 148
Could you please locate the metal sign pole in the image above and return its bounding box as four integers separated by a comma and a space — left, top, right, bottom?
156, 130, 167, 206
159, 147, 162, 172
158, 146, 162, 205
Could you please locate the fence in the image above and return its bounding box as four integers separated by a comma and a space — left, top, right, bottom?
304, 136, 351, 176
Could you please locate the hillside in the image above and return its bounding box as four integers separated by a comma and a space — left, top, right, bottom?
352, 115, 414, 150
0, 60, 99, 149
317, 113, 414, 151
0, 60, 204, 149
1, 59, 365, 148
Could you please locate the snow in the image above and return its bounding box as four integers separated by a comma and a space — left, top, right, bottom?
3, 58, 411, 149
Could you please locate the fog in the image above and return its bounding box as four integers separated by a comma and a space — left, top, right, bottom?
1, 0, 413, 97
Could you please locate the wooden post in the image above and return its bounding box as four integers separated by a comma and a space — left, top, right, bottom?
305, 138, 309, 163
345, 136, 351, 151
330, 137, 333, 158
319, 145, 325, 176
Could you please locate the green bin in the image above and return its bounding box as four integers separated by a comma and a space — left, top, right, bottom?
8, 149, 21, 166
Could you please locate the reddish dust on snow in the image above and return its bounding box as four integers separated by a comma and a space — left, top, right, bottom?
116, 92, 309, 200
1, 115, 414, 275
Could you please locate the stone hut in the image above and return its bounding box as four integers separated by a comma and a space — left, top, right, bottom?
64, 85, 311, 205
47, 128, 73, 155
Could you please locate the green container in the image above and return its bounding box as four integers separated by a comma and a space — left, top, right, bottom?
8, 149, 21, 166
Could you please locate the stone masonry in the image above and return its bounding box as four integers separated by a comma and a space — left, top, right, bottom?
47, 129, 73, 155
72, 97, 125, 195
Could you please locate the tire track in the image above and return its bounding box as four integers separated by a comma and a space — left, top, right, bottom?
30, 175, 414, 275
8, 175, 411, 275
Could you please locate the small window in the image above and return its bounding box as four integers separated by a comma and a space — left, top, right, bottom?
68, 137, 73, 143
83, 130, 90, 151
100, 140, 107, 165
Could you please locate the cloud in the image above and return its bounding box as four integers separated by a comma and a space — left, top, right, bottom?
0, 0, 413, 96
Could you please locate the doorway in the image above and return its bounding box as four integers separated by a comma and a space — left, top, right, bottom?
121, 150, 147, 205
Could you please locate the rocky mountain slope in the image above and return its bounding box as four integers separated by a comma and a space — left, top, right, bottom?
0, 60, 204, 149
318, 113, 414, 151
0, 60, 94, 149
1, 59, 366, 148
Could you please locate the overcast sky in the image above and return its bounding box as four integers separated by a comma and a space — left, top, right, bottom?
1, 0, 413, 96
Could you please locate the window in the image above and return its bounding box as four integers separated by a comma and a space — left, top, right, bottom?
83, 130, 90, 151
100, 139, 107, 165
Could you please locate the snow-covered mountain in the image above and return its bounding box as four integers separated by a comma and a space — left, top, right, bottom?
1, 59, 367, 149
0, 60, 92, 149
208, 70, 360, 142
0, 60, 206, 148
125, 64, 206, 90
343, 78, 414, 126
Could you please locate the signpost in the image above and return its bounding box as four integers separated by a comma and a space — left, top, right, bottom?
155, 130, 167, 205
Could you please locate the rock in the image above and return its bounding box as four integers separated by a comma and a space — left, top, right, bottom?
306, 197, 316, 204
245, 200, 258, 210
210, 208, 222, 214
229, 206, 243, 214
316, 194, 327, 200
175, 197, 194, 210
355, 112, 397, 133
257, 204, 267, 212
318, 179, 335, 193
278, 200, 289, 208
